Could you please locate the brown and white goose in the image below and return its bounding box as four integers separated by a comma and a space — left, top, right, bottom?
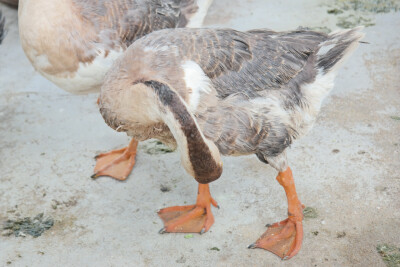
98, 27, 364, 259
18, 0, 213, 180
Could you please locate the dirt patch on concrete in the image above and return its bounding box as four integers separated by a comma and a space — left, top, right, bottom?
2, 213, 54, 238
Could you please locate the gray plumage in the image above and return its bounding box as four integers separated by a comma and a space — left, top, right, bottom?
73, 0, 202, 50
99, 27, 364, 174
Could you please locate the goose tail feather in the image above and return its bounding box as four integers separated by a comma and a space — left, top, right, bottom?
317, 26, 365, 74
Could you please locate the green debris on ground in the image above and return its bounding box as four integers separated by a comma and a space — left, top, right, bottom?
390, 116, 400, 121
210, 247, 220, 251
337, 15, 375, 28
327, 0, 400, 29
328, 8, 344, 14
184, 234, 194, 239
2, 213, 54, 238
377, 244, 400, 267
142, 140, 174, 155
303, 207, 318, 219
335, 0, 400, 13
310, 26, 332, 34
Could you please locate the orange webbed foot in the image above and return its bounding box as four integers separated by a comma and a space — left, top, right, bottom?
248, 216, 303, 260
92, 139, 138, 181
158, 184, 218, 234
248, 167, 304, 260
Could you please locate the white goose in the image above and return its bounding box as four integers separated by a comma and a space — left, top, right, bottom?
98, 27, 364, 259
18, 0, 214, 180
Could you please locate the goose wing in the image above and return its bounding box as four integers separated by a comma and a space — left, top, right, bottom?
139, 28, 327, 98
73, 0, 208, 48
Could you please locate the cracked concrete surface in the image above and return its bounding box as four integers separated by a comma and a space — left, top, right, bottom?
0, 1, 399, 266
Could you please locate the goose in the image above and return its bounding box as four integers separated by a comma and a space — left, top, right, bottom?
98, 26, 364, 259
18, 0, 214, 180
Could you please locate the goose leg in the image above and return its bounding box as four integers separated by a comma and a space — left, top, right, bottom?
248, 167, 304, 260
158, 183, 218, 234
91, 138, 138, 181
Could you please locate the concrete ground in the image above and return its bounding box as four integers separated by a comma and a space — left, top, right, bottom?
1, 0, 399, 266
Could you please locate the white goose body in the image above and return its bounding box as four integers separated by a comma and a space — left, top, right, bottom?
33, 48, 124, 94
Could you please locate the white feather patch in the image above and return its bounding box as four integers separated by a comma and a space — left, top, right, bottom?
186, 0, 213, 28
39, 49, 123, 94
182, 60, 212, 111
143, 45, 169, 53
292, 71, 336, 137
250, 96, 290, 125
316, 43, 335, 56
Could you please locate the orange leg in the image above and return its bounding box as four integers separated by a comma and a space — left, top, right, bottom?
91, 138, 138, 181
158, 183, 218, 234
248, 167, 304, 260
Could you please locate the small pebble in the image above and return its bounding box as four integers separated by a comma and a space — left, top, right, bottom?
312, 231, 319, 236
18, 232, 27, 237
336, 231, 346, 238
176, 256, 186, 263
160, 185, 171, 193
